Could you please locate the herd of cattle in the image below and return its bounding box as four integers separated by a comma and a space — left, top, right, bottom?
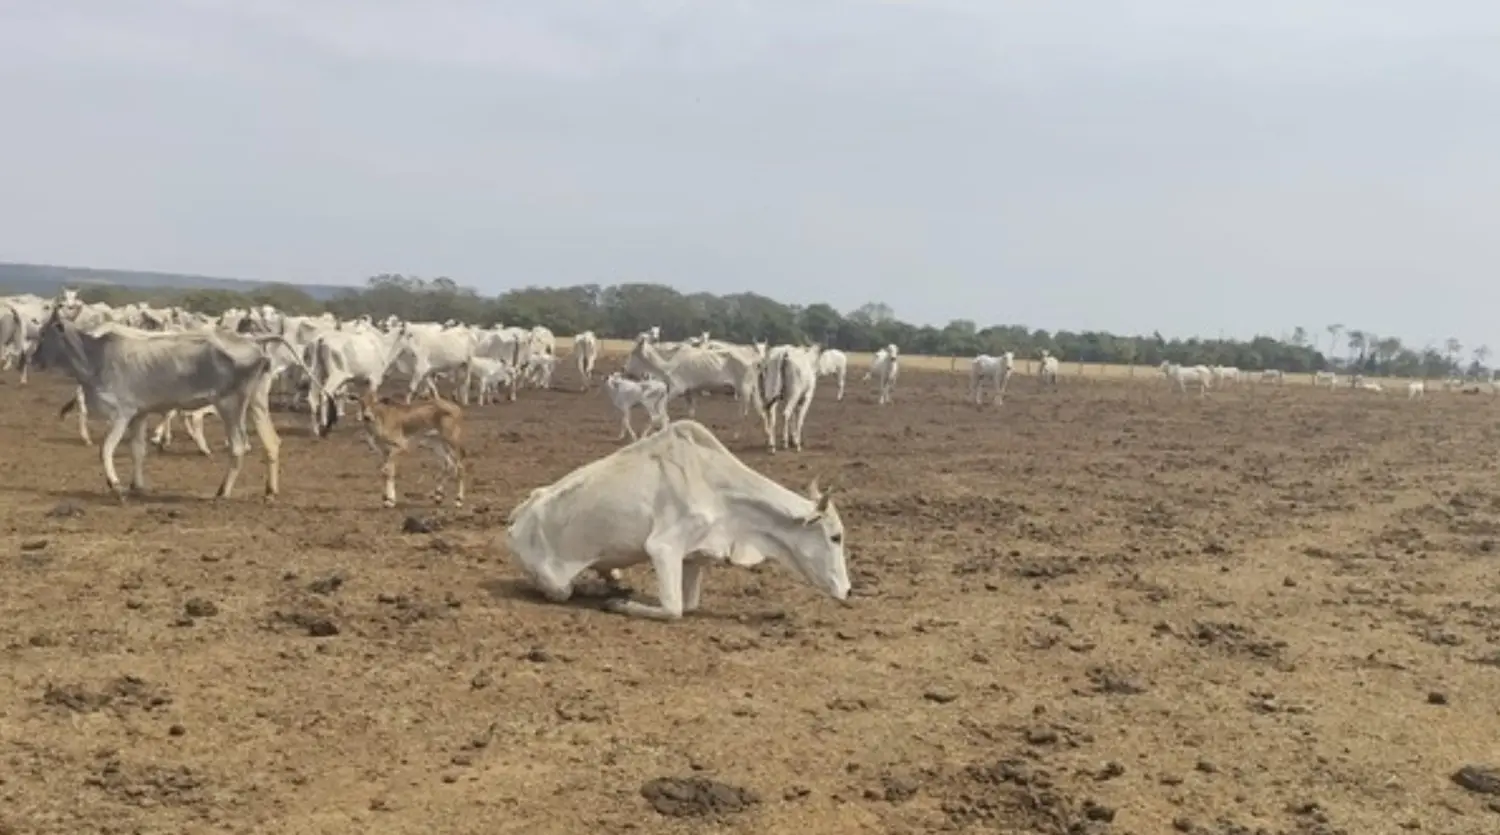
0, 289, 1486, 618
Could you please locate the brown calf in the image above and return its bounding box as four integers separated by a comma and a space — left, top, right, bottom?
354, 378, 466, 508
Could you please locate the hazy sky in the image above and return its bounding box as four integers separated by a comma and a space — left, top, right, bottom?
2, 1, 1498, 351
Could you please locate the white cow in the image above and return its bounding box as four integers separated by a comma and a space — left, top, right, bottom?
759, 345, 819, 453
520, 352, 560, 390
1211, 366, 1242, 387
471, 326, 534, 402
572, 331, 600, 390
1159, 361, 1213, 396
603, 372, 670, 441
395, 324, 477, 404
505, 419, 851, 620
969, 352, 1015, 405
1258, 369, 1286, 385
529, 326, 557, 361
30, 304, 326, 499
1313, 371, 1338, 389
1037, 351, 1061, 388
863, 345, 900, 405
1407, 380, 1426, 400
815, 348, 848, 401
305, 327, 405, 437
623, 334, 763, 428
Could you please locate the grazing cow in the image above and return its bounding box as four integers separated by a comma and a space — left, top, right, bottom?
603, 371, 670, 441
305, 327, 404, 437
1355, 379, 1385, 393
1407, 380, 1426, 400
1258, 369, 1285, 385
815, 348, 848, 401
353, 378, 466, 508
624, 334, 763, 429
572, 331, 600, 389
863, 345, 900, 405
759, 345, 820, 452
969, 352, 1016, 405
30, 304, 325, 499
1312, 371, 1338, 389
520, 352, 559, 390
505, 419, 851, 620
1159, 361, 1212, 396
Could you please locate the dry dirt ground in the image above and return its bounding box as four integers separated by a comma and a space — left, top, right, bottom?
3, 362, 1500, 835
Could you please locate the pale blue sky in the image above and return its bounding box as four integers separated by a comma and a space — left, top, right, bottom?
2, 1, 1498, 351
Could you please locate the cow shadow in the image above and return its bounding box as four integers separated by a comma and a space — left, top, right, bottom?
480, 576, 638, 612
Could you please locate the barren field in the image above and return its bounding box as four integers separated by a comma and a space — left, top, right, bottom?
4, 360, 1500, 835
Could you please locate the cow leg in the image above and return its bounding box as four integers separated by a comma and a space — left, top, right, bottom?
187, 408, 213, 457
99, 414, 133, 496
618, 408, 636, 441
214, 389, 259, 499
151, 411, 174, 450
247, 386, 281, 498
128, 414, 150, 493
74, 389, 93, 446
681, 561, 706, 612
380, 451, 400, 507
447, 443, 465, 508
457, 362, 473, 406
791, 393, 811, 451
605, 538, 686, 620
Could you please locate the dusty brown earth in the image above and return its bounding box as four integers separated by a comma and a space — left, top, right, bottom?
3, 362, 1500, 835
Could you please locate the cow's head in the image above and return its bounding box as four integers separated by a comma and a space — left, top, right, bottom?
785, 477, 850, 602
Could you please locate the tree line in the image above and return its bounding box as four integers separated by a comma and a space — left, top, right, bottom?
48, 273, 1487, 379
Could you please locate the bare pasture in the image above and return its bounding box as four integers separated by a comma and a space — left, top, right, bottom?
3, 359, 1499, 834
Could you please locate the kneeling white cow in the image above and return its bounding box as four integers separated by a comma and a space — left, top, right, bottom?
505, 420, 852, 620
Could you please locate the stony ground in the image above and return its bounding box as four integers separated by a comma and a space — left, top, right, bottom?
3, 364, 1500, 835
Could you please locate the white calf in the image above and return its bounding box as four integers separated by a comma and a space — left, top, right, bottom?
1407, 380, 1426, 399
464, 356, 516, 405
603, 372, 671, 441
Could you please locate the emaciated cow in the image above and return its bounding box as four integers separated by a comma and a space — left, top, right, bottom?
505, 420, 851, 620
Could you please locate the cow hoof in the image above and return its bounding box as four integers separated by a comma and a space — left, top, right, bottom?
382, 499, 397, 509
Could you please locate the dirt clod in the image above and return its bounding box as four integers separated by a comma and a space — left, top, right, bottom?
183, 598, 218, 618
1453, 765, 1500, 795
639, 776, 761, 818
307, 573, 346, 595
